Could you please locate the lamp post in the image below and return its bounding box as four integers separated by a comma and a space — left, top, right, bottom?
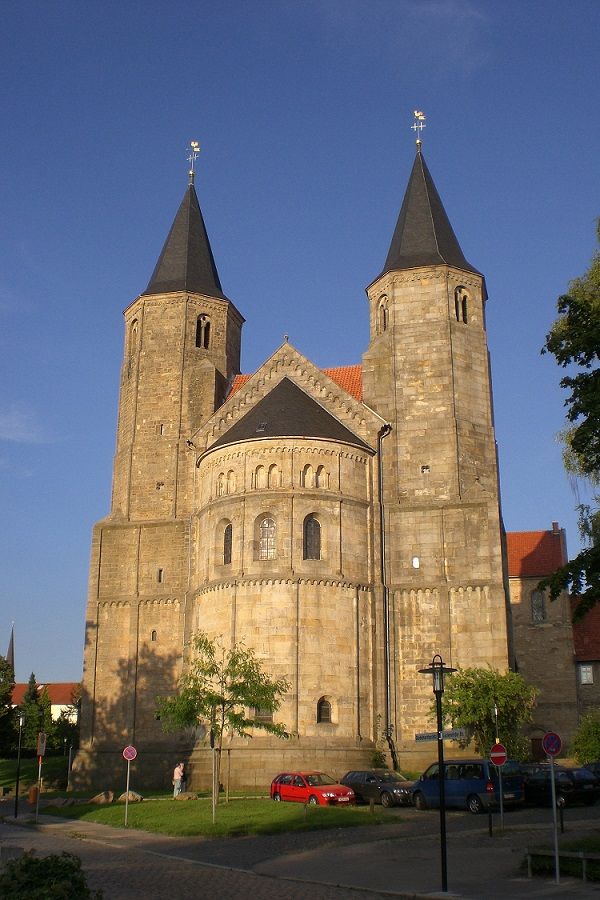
14, 713, 25, 818
419, 654, 456, 893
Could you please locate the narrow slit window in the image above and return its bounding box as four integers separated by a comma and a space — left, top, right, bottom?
196, 314, 211, 349
223, 523, 232, 565
157, 568, 164, 583
151, 630, 157, 642
317, 697, 332, 723
303, 515, 321, 560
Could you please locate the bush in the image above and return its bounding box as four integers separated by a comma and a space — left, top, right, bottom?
0, 851, 103, 899
572, 712, 600, 764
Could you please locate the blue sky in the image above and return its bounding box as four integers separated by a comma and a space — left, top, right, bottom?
1, 0, 598, 683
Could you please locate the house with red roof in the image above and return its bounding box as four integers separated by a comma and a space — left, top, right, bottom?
12, 682, 79, 723
506, 523, 579, 757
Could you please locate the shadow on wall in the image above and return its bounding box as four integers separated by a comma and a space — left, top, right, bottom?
71, 627, 194, 793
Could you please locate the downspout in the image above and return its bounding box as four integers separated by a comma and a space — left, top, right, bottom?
377, 423, 398, 770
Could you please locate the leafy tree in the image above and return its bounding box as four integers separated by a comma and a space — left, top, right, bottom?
20, 672, 48, 753
571, 712, 600, 764
541, 220, 600, 618
0, 654, 16, 755
157, 631, 290, 819
441, 668, 537, 759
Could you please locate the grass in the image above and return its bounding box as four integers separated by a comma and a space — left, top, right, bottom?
43, 796, 392, 837
527, 831, 600, 881
0, 756, 70, 793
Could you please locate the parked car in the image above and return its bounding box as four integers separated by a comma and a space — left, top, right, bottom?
412, 758, 525, 814
270, 771, 355, 806
340, 769, 416, 807
523, 766, 600, 807
583, 761, 600, 778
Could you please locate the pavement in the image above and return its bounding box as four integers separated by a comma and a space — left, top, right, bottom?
1, 799, 600, 899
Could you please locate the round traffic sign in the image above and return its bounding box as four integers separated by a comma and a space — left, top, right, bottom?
122, 745, 137, 761
542, 731, 562, 757
490, 742, 508, 767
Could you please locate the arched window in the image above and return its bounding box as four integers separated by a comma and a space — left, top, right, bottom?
315, 465, 327, 488
301, 464, 314, 488
196, 314, 211, 349
216, 472, 225, 497
226, 470, 236, 494
268, 464, 279, 488
317, 697, 332, 724
303, 515, 321, 560
151, 630, 157, 642
454, 287, 468, 324
258, 516, 276, 560
378, 296, 388, 333
531, 590, 546, 624
254, 465, 266, 489
130, 319, 139, 354
223, 523, 232, 565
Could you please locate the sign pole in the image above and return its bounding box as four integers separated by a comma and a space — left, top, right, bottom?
35, 755, 42, 823
541, 731, 562, 885
125, 758, 131, 827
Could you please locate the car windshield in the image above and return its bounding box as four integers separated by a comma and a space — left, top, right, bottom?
570, 768, 596, 781
306, 773, 336, 786
378, 772, 406, 783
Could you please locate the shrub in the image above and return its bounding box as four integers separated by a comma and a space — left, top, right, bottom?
0, 851, 103, 899
572, 712, 600, 764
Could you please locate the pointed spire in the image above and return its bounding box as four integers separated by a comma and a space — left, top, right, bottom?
143, 183, 226, 299
379, 148, 480, 279
6, 624, 14, 672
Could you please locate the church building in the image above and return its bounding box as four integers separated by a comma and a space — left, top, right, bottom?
75, 139, 515, 790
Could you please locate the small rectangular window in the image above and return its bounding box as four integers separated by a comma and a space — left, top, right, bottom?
157, 568, 164, 583
253, 707, 273, 723
579, 664, 594, 685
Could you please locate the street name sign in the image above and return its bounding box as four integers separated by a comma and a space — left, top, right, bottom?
415, 728, 466, 743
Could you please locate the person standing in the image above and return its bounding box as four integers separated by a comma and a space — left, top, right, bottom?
173, 762, 184, 798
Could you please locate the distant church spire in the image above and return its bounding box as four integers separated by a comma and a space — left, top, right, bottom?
378, 138, 480, 279
6, 624, 14, 672
143, 147, 226, 299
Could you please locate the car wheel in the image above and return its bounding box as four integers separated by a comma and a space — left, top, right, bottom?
467, 794, 483, 814
273, 792, 281, 802
413, 791, 427, 811
308, 795, 319, 806
556, 794, 566, 808
380, 791, 394, 808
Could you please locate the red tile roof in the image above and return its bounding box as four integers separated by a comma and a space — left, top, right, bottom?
12, 682, 78, 706
572, 601, 600, 661
228, 365, 363, 402
506, 528, 567, 578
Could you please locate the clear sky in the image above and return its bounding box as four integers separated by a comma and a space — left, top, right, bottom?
1, 1, 598, 683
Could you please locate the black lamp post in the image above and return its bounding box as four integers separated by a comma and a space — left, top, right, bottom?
419, 654, 456, 893
14, 713, 25, 819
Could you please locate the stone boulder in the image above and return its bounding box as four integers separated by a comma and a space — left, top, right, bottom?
175, 792, 198, 801
118, 790, 143, 803
89, 790, 114, 804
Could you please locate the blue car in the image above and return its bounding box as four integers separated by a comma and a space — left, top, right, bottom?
412, 758, 525, 814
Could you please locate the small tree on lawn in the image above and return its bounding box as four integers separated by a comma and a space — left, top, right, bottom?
0, 654, 16, 755
571, 712, 600, 764
156, 631, 290, 820
440, 667, 537, 760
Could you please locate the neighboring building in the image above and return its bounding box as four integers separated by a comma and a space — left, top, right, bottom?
506, 524, 579, 758
12, 682, 79, 723
74, 142, 516, 791
572, 600, 600, 716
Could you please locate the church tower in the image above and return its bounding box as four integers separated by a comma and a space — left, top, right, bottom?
77, 168, 244, 784
362, 139, 511, 765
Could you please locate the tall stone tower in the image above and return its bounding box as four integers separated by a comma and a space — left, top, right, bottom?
77, 175, 244, 783
362, 143, 511, 765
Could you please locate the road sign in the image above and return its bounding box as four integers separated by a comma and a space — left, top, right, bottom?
36, 732, 47, 756
415, 728, 466, 743
490, 742, 508, 767
542, 731, 562, 757
122, 745, 137, 761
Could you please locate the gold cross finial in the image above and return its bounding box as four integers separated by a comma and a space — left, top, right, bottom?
187, 140, 200, 184
411, 110, 426, 148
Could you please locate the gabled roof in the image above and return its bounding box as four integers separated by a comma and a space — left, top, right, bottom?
143, 183, 226, 299
228, 364, 363, 402
506, 527, 567, 578
209, 377, 372, 452
12, 682, 79, 706
377, 149, 480, 280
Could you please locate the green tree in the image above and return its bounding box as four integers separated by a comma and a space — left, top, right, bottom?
157, 631, 290, 819
0, 654, 16, 755
541, 220, 600, 618
571, 712, 600, 764
441, 668, 537, 759
20, 672, 45, 752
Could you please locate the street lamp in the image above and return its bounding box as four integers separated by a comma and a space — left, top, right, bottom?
419, 654, 456, 893
14, 713, 25, 819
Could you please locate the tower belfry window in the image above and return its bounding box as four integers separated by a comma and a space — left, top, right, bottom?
303, 515, 321, 560
196, 314, 211, 349
454, 287, 468, 324
378, 296, 389, 333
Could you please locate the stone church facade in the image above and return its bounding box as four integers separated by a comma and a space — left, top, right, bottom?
75, 145, 516, 790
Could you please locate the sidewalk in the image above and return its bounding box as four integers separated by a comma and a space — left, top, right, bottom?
2, 805, 599, 898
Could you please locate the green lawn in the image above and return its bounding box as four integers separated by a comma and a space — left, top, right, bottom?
528, 832, 600, 881
0, 756, 70, 793
44, 796, 392, 837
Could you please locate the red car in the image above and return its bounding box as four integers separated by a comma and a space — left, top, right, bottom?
271, 771, 355, 806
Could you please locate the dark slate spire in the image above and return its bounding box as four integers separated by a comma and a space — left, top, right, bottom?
379, 148, 480, 278
143, 183, 226, 298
